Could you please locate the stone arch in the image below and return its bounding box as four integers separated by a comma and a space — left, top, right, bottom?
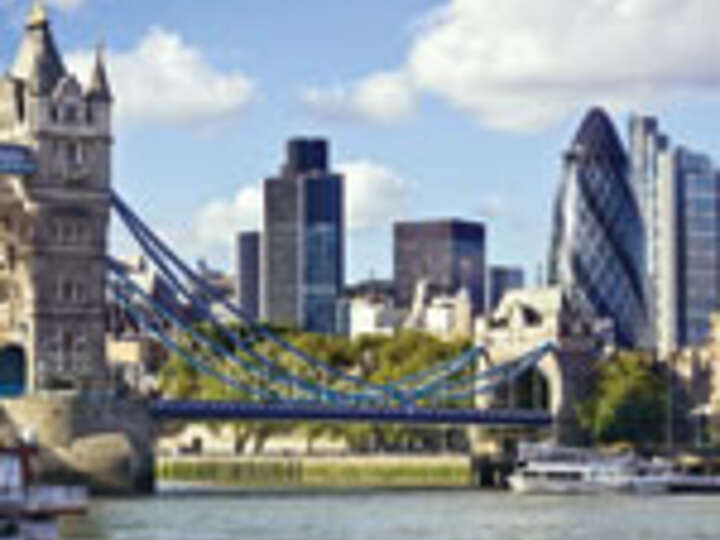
512, 365, 551, 411
475, 348, 563, 415
536, 351, 564, 417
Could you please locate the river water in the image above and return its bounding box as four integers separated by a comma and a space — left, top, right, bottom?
60, 491, 720, 539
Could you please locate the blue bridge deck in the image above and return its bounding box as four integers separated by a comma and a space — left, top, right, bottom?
150, 401, 553, 426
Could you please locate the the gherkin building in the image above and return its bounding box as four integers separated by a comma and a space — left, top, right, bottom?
548, 107, 647, 347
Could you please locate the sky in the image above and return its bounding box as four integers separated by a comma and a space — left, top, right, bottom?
3, 0, 720, 284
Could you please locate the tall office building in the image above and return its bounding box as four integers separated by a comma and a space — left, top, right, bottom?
630, 115, 720, 353
394, 220, 486, 313
262, 138, 344, 333
487, 266, 524, 312
628, 115, 670, 347
235, 231, 260, 320
548, 107, 647, 347
656, 147, 719, 351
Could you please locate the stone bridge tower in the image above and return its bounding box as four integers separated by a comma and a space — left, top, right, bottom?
474, 287, 613, 450
0, 2, 112, 391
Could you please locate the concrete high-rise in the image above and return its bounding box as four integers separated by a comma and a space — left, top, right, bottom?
548, 108, 647, 347
394, 220, 485, 313
629, 115, 670, 347
235, 231, 260, 320
487, 265, 524, 312
261, 138, 344, 333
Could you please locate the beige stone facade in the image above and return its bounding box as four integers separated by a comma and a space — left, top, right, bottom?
0, 5, 112, 390
672, 313, 720, 444
474, 287, 612, 449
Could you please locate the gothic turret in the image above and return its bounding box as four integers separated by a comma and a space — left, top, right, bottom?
11, 0, 66, 95
86, 45, 113, 102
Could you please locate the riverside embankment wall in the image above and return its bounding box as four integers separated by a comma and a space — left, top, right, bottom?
156, 455, 473, 490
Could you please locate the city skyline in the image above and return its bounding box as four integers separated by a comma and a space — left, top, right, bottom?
5, 1, 720, 283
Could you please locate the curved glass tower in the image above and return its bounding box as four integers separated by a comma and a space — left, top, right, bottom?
548, 107, 647, 346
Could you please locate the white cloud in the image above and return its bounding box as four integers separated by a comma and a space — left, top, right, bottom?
339, 160, 412, 230
189, 160, 410, 255
48, 0, 86, 11
477, 195, 504, 220
309, 0, 720, 131
193, 184, 262, 248
301, 71, 416, 125
67, 26, 255, 126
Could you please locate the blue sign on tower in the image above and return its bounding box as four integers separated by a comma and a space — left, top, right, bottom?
0, 145, 36, 175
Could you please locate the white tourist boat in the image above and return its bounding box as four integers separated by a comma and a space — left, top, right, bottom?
0, 434, 88, 540
508, 443, 672, 495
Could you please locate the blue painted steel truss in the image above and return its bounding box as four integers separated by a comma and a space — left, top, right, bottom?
149, 401, 552, 426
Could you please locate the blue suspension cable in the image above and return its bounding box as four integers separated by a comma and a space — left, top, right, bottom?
438, 342, 555, 402
110, 281, 276, 401
107, 221, 376, 405
108, 262, 351, 403
111, 192, 412, 403
110, 190, 556, 406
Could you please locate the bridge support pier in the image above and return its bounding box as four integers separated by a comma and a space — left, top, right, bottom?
0, 392, 154, 493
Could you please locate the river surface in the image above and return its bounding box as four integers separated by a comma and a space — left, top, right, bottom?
60, 491, 720, 539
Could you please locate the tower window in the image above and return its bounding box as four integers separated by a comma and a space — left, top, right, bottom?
62, 221, 73, 241
75, 283, 87, 303
67, 142, 83, 166
7, 245, 16, 272
64, 105, 77, 124
62, 280, 73, 302
50, 105, 58, 123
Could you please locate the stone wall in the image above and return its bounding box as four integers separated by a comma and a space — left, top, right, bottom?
156, 454, 472, 490
0, 392, 154, 493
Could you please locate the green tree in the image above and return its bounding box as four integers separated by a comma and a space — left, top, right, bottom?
577, 351, 668, 446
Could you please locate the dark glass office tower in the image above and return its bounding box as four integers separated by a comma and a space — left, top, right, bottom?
673, 148, 719, 346
262, 138, 344, 333
548, 107, 647, 347
394, 220, 486, 313
487, 265, 525, 312
235, 231, 260, 320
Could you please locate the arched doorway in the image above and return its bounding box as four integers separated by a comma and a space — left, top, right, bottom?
0, 345, 25, 397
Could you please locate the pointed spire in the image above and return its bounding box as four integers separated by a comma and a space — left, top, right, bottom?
27, 0, 49, 28
11, 0, 66, 94
86, 41, 113, 102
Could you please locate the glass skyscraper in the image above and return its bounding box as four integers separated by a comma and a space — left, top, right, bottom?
262, 139, 345, 333
235, 231, 260, 320
673, 148, 719, 346
487, 265, 524, 313
629, 115, 670, 347
548, 107, 647, 347
394, 220, 486, 313
629, 115, 720, 353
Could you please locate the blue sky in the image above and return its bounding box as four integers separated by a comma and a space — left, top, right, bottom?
3, 0, 720, 283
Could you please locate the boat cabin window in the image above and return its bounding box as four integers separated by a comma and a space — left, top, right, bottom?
545, 471, 583, 481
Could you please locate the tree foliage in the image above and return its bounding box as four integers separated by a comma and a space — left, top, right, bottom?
157, 327, 473, 452
577, 351, 668, 446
